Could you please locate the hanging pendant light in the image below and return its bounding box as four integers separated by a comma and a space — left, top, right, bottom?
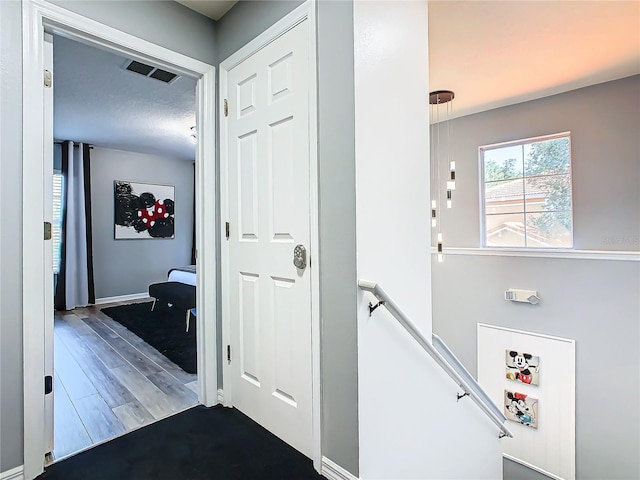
431, 199, 437, 228
429, 89, 455, 262
448, 160, 456, 190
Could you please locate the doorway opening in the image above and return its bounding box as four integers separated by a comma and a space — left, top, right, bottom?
22, 3, 217, 478
47, 34, 200, 462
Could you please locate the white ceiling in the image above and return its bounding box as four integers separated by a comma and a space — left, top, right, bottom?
176, 0, 238, 20
53, 35, 197, 161
53, 1, 639, 160
429, 0, 640, 119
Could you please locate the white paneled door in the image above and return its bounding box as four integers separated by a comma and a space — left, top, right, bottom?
224, 19, 313, 457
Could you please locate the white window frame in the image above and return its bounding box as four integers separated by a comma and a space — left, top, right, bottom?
479, 131, 574, 249
52, 170, 63, 275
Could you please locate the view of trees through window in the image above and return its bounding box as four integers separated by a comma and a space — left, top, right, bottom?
481, 134, 573, 248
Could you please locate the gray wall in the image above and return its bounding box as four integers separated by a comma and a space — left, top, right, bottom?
215, 0, 304, 63
0, 0, 25, 471
90, 148, 194, 299
316, 0, 358, 475
432, 76, 640, 480
0, 1, 215, 472
215, 1, 359, 475
438, 75, 640, 251
49, 0, 217, 65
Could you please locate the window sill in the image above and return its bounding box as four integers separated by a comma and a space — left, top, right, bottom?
429, 246, 640, 262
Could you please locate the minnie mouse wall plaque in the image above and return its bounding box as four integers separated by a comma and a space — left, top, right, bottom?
504, 389, 538, 429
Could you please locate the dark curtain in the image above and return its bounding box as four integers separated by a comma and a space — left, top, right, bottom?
191, 162, 196, 265
83, 144, 96, 304
55, 142, 95, 310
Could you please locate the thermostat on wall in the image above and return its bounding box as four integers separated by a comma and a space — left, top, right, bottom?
505, 288, 540, 305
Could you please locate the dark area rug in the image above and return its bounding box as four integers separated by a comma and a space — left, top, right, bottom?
38, 405, 325, 480
101, 301, 196, 374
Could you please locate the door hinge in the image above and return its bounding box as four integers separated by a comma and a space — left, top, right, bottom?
224, 99, 229, 117
44, 69, 52, 88
225, 221, 230, 240
44, 221, 52, 240
227, 345, 231, 363
45, 375, 53, 395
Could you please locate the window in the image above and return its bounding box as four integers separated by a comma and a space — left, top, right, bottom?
53, 172, 63, 274
480, 133, 573, 248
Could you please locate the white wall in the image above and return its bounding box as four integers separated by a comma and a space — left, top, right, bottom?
354, 2, 502, 478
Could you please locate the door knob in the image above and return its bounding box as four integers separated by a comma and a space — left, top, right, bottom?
293, 244, 307, 269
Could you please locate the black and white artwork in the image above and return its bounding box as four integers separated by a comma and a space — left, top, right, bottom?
114, 180, 175, 239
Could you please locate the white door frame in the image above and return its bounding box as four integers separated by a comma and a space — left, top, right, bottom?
22, 1, 217, 478
219, 1, 322, 471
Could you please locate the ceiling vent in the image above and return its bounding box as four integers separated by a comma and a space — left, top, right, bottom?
124, 60, 179, 84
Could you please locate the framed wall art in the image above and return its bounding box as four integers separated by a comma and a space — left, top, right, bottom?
114, 180, 175, 239
506, 350, 540, 386
477, 323, 575, 480
504, 389, 538, 429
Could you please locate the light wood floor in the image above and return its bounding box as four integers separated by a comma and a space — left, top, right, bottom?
52, 301, 198, 462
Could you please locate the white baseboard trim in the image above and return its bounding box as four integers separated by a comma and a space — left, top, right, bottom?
94, 292, 149, 305
217, 388, 224, 404
321, 457, 358, 480
1, 465, 24, 480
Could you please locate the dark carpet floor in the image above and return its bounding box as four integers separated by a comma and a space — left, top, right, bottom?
38, 405, 325, 480
101, 301, 197, 374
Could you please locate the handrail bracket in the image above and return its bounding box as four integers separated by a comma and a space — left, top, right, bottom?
368, 300, 386, 317
456, 392, 469, 402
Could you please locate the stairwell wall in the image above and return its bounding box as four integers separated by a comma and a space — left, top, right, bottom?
354, 1, 503, 478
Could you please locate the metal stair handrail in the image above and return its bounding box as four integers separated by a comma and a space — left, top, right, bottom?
359, 279, 513, 439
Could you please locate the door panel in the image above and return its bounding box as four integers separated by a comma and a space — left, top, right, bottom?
226, 19, 312, 457
238, 131, 259, 240
269, 116, 296, 241
239, 272, 261, 386
272, 276, 296, 404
